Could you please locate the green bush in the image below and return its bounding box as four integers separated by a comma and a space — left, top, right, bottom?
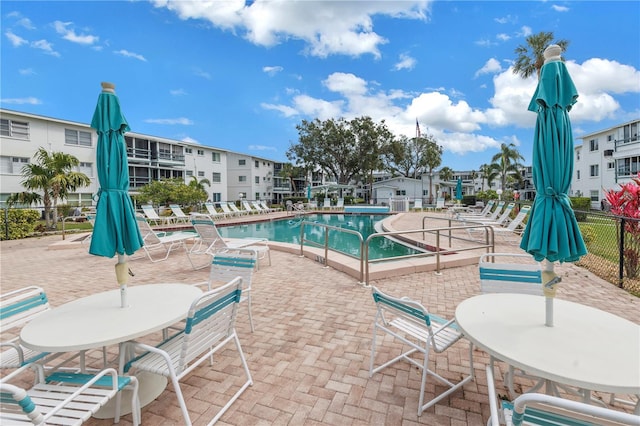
462, 195, 476, 206
570, 197, 591, 221
0, 209, 41, 240
578, 224, 596, 245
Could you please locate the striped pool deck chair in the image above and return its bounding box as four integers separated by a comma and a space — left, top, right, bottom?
133, 214, 194, 262
141, 204, 172, 226
169, 204, 190, 223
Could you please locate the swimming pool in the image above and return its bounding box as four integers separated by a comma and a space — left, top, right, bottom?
217, 214, 423, 260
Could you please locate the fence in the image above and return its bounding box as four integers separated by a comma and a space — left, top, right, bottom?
574, 210, 640, 295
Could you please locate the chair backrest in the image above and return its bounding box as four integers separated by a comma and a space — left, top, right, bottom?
141, 205, 161, 220
191, 214, 226, 250
308, 200, 318, 209
436, 198, 445, 208
258, 201, 271, 211
371, 286, 435, 337
505, 205, 531, 231
0, 383, 46, 424
479, 253, 543, 295
242, 201, 255, 212
493, 203, 515, 225
169, 204, 188, 219
323, 198, 331, 208
135, 213, 161, 245
220, 202, 233, 214
336, 198, 344, 208
486, 200, 506, 220
480, 199, 495, 215
414, 199, 423, 209
229, 203, 242, 213
208, 251, 256, 290
0, 286, 49, 335
203, 202, 220, 217
251, 201, 265, 212
178, 277, 243, 374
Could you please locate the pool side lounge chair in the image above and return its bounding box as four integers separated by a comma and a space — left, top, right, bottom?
369, 286, 474, 416
219, 202, 239, 218
1, 363, 140, 426
242, 200, 260, 214
412, 198, 423, 211
259, 200, 280, 212
467, 205, 531, 244
228, 202, 248, 216
460, 200, 505, 222
322, 198, 332, 210
464, 202, 515, 227
133, 214, 194, 263
120, 277, 252, 426
435, 197, 446, 210
204, 202, 228, 220
454, 199, 495, 219
251, 201, 268, 214
332, 198, 344, 211
486, 365, 639, 426
141, 204, 172, 226
169, 204, 190, 223
188, 213, 270, 270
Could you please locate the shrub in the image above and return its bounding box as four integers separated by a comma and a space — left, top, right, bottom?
578, 224, 596, 245
0, 209, 41, 240
570, 197, 591, 221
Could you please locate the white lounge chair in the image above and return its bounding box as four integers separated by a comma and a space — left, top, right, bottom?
465, 202, 515, 226
486, 365, 640, 426
119, 277, 252, 426
242, 200, 260, 214
169, 204, 190, 223
435, 197, 445, 209
468, 205, 531, 243
332, 198, 344, 210
459, 200, 505, 222
203, 202, 228, 220
323, 198, 332, 210
141, 204, 172, 226
219, 202, 239, 217
1, 363, 140, 425
188, 213, 270, 270
369, 286, 474, 416
413, 198, 423, 211
259, 200, 280, 212
133, 214, 194, 262
251, 201, 268, 214
455, 199, 495, 218
1, 286, 51, 369
228, 202, 248, 216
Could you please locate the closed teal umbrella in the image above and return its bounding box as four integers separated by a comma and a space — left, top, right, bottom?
89, 82, 143, 307
519, 45, 587, 326
455, 178, 463, 201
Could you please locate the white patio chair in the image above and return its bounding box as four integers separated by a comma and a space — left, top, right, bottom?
468, 205, 531, 244
251, 200, 268, 214
169, 204, 190, 223
466, 202, 515, 226
220, 201, 240, 217
307, 200, 318, 210
188, 213, 270, 270
461, 200, 505, 222
119, 277, 252, 426
242, 200, 259, 214
1, 362, 140, 425
141, 204, 172, 226
455, 199, 495, 219
133, 214, 194, 262
435, 197, 446, 209
204, 250, 258, 332
486, 365, 640, 426
203, 202, 227, 220
229, 202, 248, 216
323, 198, 332, 210
1, 286, 51, 369
413, 198, 423, 211
259, 200, 280, 212
369, 286, 474, 416
333, 198, 344, 210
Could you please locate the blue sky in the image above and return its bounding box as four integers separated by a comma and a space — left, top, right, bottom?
2, 1, 639, 171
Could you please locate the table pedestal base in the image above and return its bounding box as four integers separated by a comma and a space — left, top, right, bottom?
94, 371, 167, 419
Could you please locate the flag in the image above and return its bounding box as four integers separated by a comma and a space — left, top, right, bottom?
416, 118, 421, 138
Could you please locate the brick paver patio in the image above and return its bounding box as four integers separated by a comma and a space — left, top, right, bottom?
1, 211, 638, 425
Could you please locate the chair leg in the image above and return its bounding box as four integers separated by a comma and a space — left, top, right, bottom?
247, 294, 254, 332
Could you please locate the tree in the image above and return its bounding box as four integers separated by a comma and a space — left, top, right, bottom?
137, 178, 207, 207
15, 147, 90, 229
478, 163, 496, 191
287, 117, 393, 188
422, 135, 443, 204
439, 166, 454, 198
490, 143, 525, 191
383, 135, 432, 178
278, 162, 305, 194
187, 176, 210, 205
513, 31, 569, 79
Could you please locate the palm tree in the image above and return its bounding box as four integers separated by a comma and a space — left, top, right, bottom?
18, 147, 90, 229
438, 166, 454, 199
470, 170, 478, 193
279, 162, 302, 195
187, 176, 211, 207
490, 143, 525, 192
513, 31, 569, 79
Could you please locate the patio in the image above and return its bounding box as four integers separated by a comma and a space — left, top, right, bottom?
1, 212, 638, 425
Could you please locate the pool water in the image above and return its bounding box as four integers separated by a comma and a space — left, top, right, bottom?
217, 214, 423, 260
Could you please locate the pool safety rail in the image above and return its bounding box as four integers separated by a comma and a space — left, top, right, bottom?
299, 219, 496, 285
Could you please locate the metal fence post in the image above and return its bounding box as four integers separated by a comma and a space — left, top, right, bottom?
619, 218, 625, 288
4, 208, 8, 240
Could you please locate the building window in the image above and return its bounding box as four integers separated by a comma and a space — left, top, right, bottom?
590, 190, 599, 202
589, 139, 598, 151
186, 170, 193, 176
395, 190, 406, 196
576, 149, 580, 161
607, 162, 615, 170
255, 192, 260, 200
0, 119, 29, 139
576, 170, 580, 180
255, 176, 260, 184
65, 129, 92, 147
77, 162, 92, 177
590, 164, 599, 177
0, 156, 29, 174
255, 160, 259, 168
239, 176, 247, 182
607, 135, 613, 142
197, 171, 205, 177
211, 193, 221, 202
211, 152, 220, 162
212, 172, 221, 183
185, 148, 192, 154
239, 159, 246, 166
197, 149, 204, 156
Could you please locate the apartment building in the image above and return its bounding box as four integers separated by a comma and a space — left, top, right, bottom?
573, 119, 639, 209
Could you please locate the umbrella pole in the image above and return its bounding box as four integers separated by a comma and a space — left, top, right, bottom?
542, 260, 561, 327
115, 254, 129, 308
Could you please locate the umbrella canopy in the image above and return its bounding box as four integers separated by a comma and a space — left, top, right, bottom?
455, 178, 463, 201
519, 45, 587, 326
89, 82, 143, 259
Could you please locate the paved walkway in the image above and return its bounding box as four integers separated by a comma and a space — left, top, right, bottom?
1, 211, 638, 425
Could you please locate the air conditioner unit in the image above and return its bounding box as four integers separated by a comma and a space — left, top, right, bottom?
604, 149, 614, 157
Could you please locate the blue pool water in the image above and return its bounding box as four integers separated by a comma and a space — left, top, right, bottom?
217, 214, 423, 260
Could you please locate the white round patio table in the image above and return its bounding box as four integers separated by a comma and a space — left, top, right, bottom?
20, 283, 203, 419
455, 293, 640, 398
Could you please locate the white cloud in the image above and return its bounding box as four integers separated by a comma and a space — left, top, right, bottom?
31, 39, 60, 56
323, 72, 368, 96
153, 0, 429, 58
53, 21, 99, 45
19, 68, 35, 75
475, 38, 494, 47
263, 65, 283, 76
193, 68, 211, 79
393, 53, 416, 71
551, 5, 570, 12
496, 33, 510, 42
5, 31, 28, 47
249, 144, 277, 152
114, 49, 147, 61
170, 89, 187, 96
292, 95, 343, 120
261, 102, 298, 117
144, 117, 194, 125
181, 136, 200, 144
0, 97, 42, 105
475, 58, 503, 78
494, 15, 516, 25
518, 26, 532, 37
